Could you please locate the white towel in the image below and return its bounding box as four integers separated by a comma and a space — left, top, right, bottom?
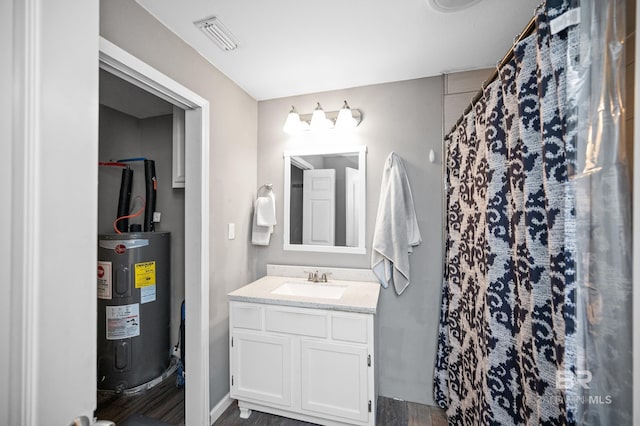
256, 192, 277, 228
251, 198, 272, 246
371, 152, 422, 295
252, 189, 277, 246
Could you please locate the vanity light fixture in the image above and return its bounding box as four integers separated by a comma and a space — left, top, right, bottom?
310, 103, 332, 130
195, 16, 239, 51
283, 106, 302, 134
282, 101, 362, 134
335, 100, 357, 129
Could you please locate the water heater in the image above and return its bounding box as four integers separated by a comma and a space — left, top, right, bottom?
97, 232, 170, 392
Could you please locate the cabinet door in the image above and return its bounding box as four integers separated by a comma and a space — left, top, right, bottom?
300, 340, 369, 422
231, 330, 291, 407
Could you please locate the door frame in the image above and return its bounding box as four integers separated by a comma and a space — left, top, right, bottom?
99, 37, 211, 425
302, 168, 336, 246
633, 1, 639, 422
345, 166, 360, 248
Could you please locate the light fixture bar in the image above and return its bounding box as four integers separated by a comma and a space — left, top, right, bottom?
282, 101, 362, 134
298, 109, 362, 126
195, 17, 239, 51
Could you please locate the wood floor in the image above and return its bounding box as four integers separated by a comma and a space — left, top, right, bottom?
214, 398, 447, 426
94, 374, 447, 426
94, 373, 185, 426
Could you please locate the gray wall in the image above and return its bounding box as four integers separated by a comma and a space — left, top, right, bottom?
101, 0, 258, 407
98, 105, 185, 346
0, 1, 11, 421
256, 77, 444, 405
443, 68, 492, 133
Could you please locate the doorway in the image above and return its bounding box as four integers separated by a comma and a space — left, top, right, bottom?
99, 37, 211, 426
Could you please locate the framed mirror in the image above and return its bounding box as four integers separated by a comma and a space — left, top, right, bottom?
283, 146, 367, 254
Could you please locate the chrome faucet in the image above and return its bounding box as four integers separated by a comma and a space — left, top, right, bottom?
305, 270, 320, 282
304, 270, 331, 283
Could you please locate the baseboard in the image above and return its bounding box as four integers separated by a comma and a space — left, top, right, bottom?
209, 393, 234, 425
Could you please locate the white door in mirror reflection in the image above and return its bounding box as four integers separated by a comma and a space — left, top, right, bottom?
345, 167, 360, 248
303, 169, 336, 245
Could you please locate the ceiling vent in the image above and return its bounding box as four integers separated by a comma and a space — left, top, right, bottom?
194, 16, 238, 51
426, 0, 483, 12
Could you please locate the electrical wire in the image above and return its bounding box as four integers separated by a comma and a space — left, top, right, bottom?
117, 157, 148, 163
113, 195, 145, 234
98, 162, 127, 167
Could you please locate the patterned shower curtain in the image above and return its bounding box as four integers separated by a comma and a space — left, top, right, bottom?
433, 0, 632, 424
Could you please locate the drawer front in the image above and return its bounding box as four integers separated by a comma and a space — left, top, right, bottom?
231, 303, 263, 330
331, 314, 368, 344
265, 308, 327, 338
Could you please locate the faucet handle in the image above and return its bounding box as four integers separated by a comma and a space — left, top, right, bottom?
320, 272, 332, 282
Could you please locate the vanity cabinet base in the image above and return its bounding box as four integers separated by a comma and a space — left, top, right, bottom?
230, 301, 376, 426
238, 406, 252, 419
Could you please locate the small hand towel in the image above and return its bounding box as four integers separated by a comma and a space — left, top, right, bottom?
251, 198, 272, 246
256, 192, 277, 228
371, 152, 422, 295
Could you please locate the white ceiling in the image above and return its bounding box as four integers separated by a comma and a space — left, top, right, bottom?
136, 0, 540, 101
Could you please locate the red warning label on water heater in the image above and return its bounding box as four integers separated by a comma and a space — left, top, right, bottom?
97, 261, 112, 300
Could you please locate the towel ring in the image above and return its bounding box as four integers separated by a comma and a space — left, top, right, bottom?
258, 183, 273, 195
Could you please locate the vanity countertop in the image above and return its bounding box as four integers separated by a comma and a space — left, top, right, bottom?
228, 275, 381, 314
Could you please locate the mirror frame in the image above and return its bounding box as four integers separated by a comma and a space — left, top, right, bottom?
283, 145, 367, 254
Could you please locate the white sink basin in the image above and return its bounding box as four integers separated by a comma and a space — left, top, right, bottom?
271, 282, 346, 300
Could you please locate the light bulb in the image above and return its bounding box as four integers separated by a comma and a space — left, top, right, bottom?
310, 102, 330, 130
335, 100, 356, 129
283, 106, 302, 134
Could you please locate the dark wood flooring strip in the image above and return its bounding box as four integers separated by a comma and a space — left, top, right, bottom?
407, 401, 432, 426
376, 397, 408, 426
146, 386, 184, 420
97, 386, 446, 426
429, 407, 448, 426
94, 373, 184, 425
215, 397, 446, 426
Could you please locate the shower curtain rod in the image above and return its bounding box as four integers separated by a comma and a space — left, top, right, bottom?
447, 12, 539, 136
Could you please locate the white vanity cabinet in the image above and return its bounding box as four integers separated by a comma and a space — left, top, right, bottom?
232, 330, 292, 407
229, 301, 376, 426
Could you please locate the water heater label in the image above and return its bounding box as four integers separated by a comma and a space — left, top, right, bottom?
141, 285, 156, 304
106, 303, 140, 340
99, 239, 149, 250
135, 261, 156, 288
97, 261, 112, 300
